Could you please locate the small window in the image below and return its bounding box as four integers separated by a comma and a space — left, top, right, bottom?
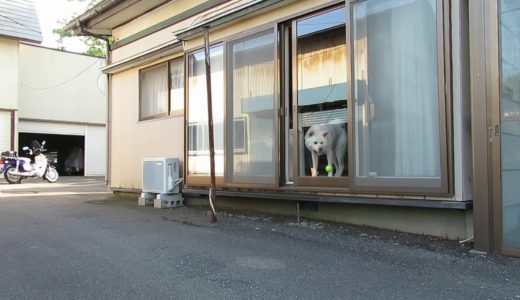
139, 57, 184, 120
170, 57, 184, 115
139, 63, 168, 120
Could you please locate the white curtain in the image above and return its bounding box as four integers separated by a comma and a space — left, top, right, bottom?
140, 64, 168, 118
355, 0, 440, 178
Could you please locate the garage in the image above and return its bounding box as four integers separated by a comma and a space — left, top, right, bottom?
0, 111, 12, 152
18, 120, 106, 177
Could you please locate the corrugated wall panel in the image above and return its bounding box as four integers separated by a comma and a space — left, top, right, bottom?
18, 121, 85, 135
0, 111, 11, 151
85, 125, 106, 176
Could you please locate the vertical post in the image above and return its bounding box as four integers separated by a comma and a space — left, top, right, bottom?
469, 0, 493, 252
204, 26, 218, 223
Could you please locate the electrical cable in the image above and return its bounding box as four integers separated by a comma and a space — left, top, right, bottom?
0, 14, 41, 35
20, 60, 101, 91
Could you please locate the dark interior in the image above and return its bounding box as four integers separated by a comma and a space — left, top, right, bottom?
18, 133, 85, 176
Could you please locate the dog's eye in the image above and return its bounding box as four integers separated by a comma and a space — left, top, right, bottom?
320, 142, 323, 144
314, 142, 317, 144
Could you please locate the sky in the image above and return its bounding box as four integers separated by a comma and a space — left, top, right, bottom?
34, 0, 91, 53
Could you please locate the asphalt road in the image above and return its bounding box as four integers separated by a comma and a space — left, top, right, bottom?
0, 177, 519, 299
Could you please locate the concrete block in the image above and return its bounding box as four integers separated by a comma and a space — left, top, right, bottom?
154, 193, 184, 209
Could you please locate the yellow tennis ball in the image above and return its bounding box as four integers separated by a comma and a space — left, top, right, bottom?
325, 165, 333, 172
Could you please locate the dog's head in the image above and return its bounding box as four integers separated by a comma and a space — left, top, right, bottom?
305, 128, 329, 156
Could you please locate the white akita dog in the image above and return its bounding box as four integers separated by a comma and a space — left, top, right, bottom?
304, 123, 347, 177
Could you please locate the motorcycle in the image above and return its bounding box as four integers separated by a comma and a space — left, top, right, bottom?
0, 150, 18, 175
3, 140, 59, 184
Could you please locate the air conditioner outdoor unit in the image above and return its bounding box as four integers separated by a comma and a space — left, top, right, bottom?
142, 158, 181, 194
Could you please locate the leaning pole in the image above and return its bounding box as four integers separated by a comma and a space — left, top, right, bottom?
203, 26, 217, 223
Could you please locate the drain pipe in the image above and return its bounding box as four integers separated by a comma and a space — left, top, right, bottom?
204, 26, 217, 223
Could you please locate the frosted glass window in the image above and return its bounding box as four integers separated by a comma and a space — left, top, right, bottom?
170, 57, 184, 114
353, 0, 441, 181
139, 63, 168, 119
187, 45, 224, 176
500, 0, 520, 248
227, 30, 276, 184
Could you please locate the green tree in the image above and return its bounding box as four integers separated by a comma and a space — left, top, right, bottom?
53, 0, 111, 58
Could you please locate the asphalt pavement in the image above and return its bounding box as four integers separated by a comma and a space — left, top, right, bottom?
0, 177, 519, 299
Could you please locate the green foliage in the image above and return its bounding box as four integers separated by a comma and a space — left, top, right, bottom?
52, 0, 110, 58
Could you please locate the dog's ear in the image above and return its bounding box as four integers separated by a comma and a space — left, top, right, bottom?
322, 131, 329, 137
308, 130, 314, 137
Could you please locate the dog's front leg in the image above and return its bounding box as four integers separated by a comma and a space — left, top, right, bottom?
326, 151, 334, 177
310, 152, 318, 177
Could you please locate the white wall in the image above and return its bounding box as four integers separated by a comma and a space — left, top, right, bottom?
0, 37, 19, 110
18, 44, 107, 124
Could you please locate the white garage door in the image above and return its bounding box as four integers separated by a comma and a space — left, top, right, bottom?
18, 121, 85, 135
0, 111, 11, 152
85, 125, 106, 176
18, 121, 106, 177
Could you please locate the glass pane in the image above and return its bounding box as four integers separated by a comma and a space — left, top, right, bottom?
297, 7, 348, 177
140, 64, 168, 119
227, 29, 276, 184
500, 0, 520, 248
170, 57, 184, 113
187, 45, 224, 176
353, 0, 440, 179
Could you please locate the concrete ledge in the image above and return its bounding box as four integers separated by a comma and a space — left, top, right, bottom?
183, 188, 472, 210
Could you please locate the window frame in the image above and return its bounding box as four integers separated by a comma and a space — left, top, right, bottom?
138, 56, 185, 121
184, 43, 226, 187
291, 4, 352, 188
225, 27, 279, 186
347, 0, 452, 195
182, 0, 452, 196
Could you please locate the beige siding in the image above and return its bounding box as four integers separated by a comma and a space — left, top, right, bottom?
110, 0, 264, 64
0, 38, 19, 110
18, 44, 107, 124
110, 70, 184, 190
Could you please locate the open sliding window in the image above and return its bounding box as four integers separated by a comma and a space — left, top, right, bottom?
350, 0, 450, 193
226, 29, 277, 185
139, 57, 184, 120
292, 5, 350, 187
186, 45, 224, 185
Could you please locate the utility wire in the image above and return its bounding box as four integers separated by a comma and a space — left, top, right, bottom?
20, 60, 101, 91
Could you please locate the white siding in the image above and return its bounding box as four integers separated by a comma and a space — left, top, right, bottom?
85, 125, 106, 176
18, 121, 85, 135
18, 44, 107, 124
0, 111, 11, 151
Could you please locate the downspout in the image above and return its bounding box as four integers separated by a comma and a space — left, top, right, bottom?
102, 36, 112, 187
204, 26, 217, 223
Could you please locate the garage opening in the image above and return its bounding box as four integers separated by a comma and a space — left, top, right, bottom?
19, 133, 85, 176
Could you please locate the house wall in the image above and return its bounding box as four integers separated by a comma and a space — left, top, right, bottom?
109, 0, 257, 65
111, 0, 206, 42
108, 0, 471, 200
109, 63, 184, 190
18, 44, 107, 124
103, 0, 474, 239
0, 37, 19, 110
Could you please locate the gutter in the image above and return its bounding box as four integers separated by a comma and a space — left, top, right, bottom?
64, 0, 125, 33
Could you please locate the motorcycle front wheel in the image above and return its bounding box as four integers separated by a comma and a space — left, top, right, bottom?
44, 166, 59, 183
4, 165, 22, 184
